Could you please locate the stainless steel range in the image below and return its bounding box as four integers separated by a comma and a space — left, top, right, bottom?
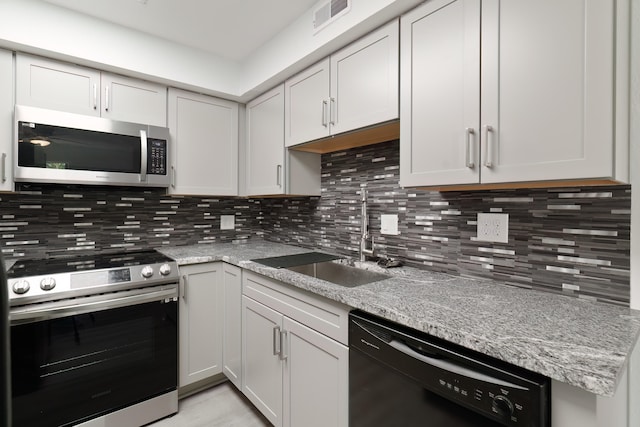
6, 249, 179, 427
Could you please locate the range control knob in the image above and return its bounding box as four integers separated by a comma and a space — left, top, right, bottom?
492, 395, 515, 418
159, 263, 172, 276
12, 280, 30, 295
141, 266, 154, 279
40, 277, 57, 291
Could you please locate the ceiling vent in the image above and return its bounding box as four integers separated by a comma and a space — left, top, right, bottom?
313, 0, 351, 33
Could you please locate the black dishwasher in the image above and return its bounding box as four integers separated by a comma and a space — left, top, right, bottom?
349, 311, 550, 427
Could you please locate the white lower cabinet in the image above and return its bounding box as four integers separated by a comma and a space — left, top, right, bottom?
178, 262, 224, 388
222, 263, 243, 389
241, 271, 349, 427
283, 316, 348, 427
242, 296, 284, 425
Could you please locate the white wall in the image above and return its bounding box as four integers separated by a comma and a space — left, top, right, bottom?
0, 0, 241, 99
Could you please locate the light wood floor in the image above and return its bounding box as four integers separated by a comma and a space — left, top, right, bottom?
148, 382, 271, 427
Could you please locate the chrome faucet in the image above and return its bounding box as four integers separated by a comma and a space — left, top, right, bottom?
360, 187, 374, 261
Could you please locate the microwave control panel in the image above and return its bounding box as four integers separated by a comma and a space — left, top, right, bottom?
148, 139, 167, 175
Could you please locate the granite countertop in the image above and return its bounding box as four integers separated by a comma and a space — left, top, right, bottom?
158, 240, 640, 397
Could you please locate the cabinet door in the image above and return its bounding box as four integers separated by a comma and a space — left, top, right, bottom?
0, 49, 13, 192
399, 0, 481, 187
284, 58, 330, 147
222, 263, 242, 389
100, 73, 167, 126
283, 317, 348, 427
179, 263, 224, 388
242, 296, 284, 427
480, 0, 615, 183
16, 53, 101, 116
168, 88, 238, 195
330, 19, 399, 136
246, 84, 285, 195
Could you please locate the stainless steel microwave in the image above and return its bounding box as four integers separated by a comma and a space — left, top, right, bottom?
14, 105, 170, 187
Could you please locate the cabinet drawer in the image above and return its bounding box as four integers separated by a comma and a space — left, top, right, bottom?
242, 271, 350, 345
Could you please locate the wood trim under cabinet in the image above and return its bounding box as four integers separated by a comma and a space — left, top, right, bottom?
416, 179, 625, 192
289, 120, 399, 154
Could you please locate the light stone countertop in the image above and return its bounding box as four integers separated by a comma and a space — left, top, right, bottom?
157, 240, 640, 397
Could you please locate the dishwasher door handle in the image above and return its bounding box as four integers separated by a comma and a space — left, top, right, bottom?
388, 339, 528, 390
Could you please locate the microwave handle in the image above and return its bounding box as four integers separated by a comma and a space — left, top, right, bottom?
140, 129, 148, 182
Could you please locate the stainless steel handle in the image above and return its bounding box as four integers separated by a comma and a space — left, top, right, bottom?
140, 129, 148, 182
465, 128, 475, 169
273, 326, 281, 356
1, 153, 6, 183
483, 125, 494, 168
322, 100, 328, 127
171, 165, 176, 189
10, 286, 177, 325
330, 97, 336, 125
104, 86, 110, 112
277, 164, 282, 187
181, 274, 187, 300
93, 84, 98, 110
279, 330, 288, 361
388, 339, 527, 390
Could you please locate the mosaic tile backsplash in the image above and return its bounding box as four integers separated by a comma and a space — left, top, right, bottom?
257, 141, 631, 306
0, 140, 631, 306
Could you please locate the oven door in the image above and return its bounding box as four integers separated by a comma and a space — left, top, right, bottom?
10, 286, 178, 427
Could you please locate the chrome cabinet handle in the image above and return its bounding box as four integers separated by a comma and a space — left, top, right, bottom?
322, 100, 328, 127
93, 83, 98, 110
277, 164, 282, 187
279, 330, 288, 361
483, 125, 494, 168
140, 130, 148, 182
273, 326, 281, 356
181, 275, 187, 300
1, 153, 6, 183
104, 86, 110, 112
465, 128, 475, 169
171, 165, 176, 189
330, 97, 336, 125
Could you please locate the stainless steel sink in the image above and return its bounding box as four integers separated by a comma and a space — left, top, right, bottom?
286, 261, 389, 287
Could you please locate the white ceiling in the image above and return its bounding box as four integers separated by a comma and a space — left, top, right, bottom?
41, 0, 320, 62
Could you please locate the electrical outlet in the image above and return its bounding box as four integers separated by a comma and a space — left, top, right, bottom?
220, 215, 235, 230
476, 213, 509, 243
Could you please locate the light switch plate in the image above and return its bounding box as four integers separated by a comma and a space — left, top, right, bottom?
220, 215, 235, 230
381, 214, 399, 235
476, 213, 509, 243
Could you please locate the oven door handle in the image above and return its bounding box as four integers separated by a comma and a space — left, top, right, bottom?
9, 286, 177, 325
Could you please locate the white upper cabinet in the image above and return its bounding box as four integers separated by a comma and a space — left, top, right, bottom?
400, 0, 624, 188
329, 19, 399, 136
247, 84, 288, 195
400, 0, 480, 187
246, 84, 320, 197
17, 54, 101, 117
99, 73, 167, 126
285, 59, 330, 147
168, 88, 239, 196
0, 49, 13, 192
16, 54, 167, 126
285, 19, 399, 147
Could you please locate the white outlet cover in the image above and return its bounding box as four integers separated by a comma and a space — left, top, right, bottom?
220, 215, 235, 230
476, 213, 509, 243
380, 214, 399, 235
